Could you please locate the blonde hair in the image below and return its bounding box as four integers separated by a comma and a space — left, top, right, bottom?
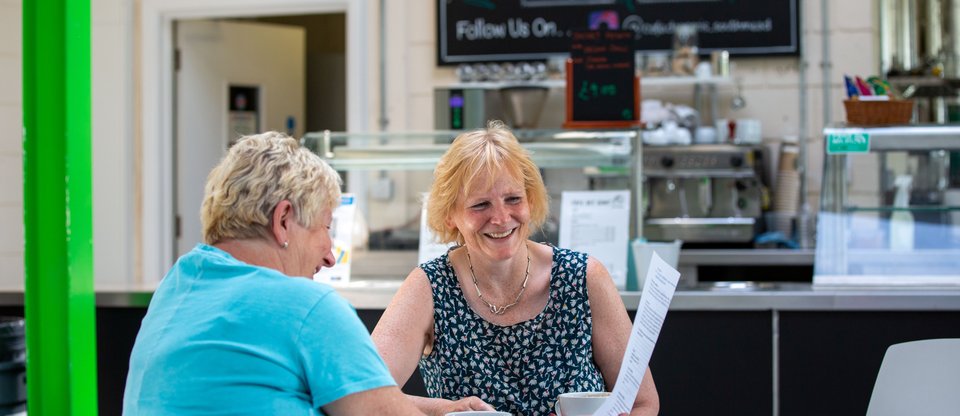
428, 120, 549, 244
201, 131, 342, 245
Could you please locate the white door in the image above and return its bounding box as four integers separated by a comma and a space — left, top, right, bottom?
176, 19, 305, 256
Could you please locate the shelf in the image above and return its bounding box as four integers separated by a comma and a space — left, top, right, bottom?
319, 142, 632, 170
824, 124, 960, 151
845, 205, 960, 213
303, 129, 639, 171
886, 75, 960, 98
442, 75, 732, 90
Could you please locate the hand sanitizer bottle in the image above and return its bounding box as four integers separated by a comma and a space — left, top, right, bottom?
889, 175, 914, 251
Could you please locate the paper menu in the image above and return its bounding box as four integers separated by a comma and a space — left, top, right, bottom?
558, 190, 631, 289
313, 194, 356, 284
593, 252, 680, 416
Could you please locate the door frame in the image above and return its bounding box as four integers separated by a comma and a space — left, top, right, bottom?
140, 0, 369, 282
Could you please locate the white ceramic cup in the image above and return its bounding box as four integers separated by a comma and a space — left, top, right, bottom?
695, 61, 713, 78
554, 392, 611, 416
694, 126, 718, 144
715, 119, 731, 143
444, 412, 511, 416
735, 118, 762, 144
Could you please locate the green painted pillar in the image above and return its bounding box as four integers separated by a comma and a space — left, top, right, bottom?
23, 0, 99, 414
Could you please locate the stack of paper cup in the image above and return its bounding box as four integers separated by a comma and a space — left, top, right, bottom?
770, 141, 801, 236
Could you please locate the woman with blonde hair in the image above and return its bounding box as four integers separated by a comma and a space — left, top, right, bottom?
373, 121, 659, 415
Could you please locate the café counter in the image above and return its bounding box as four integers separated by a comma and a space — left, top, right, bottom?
4, 276, 958, 416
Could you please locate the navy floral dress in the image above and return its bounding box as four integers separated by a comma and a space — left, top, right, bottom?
418, 246, 606, 416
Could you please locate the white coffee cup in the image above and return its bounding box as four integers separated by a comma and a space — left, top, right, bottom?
694, 126, 718, 144
554, 391, 611, 416
735, 118, 762, 144
715, 119, 731, 143
695, 61, 713, 78
445, 412, 511, 416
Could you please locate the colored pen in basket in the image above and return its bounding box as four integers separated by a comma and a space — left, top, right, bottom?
866, 76, 888, 95
854, 76, 874, 96
843, 75, 859, 98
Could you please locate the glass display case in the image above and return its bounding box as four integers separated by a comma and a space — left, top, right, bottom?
301, 129, 641, 279
814, 124, 960, 286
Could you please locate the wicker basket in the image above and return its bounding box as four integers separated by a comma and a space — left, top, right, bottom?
843, 99, 914, 126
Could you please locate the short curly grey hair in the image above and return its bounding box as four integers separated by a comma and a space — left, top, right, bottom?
201, 131, 342, 245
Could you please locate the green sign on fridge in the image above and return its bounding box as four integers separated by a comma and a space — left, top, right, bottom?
826, 132, 870, 154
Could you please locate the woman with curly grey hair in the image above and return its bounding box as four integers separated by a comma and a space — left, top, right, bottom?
124, 132, 425, 415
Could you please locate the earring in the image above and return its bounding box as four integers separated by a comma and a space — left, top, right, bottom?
282, 241, 289, 249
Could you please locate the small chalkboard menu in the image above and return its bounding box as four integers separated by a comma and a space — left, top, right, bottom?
437, 0, 799, 65
564, 30, 639, 128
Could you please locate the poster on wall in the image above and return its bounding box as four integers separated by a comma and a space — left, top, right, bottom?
558, 190, 631, 289
437, 0, 799, 64
313, 194, 356, 284
228, 85, 260, 147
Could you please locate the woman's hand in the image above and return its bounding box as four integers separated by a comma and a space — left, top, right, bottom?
433, 396, 495, 416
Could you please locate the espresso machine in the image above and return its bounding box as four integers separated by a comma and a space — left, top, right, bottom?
642, 144, 765, 244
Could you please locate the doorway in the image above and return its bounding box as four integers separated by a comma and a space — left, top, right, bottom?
141, 0, 369, 281
173, 14, 346, 257
236, 14, 348, 133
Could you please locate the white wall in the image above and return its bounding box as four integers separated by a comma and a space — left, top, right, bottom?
0, 0, 881, 287
0, 0, 24, 287
1, 0, 134, 288
91, 0, 136, 285
375, 0, 877, 225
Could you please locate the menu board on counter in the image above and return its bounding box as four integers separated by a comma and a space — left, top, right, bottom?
313, 194, 356, 284
564, 29, 639, 128
437, 0, 799, 64
559, 190, 631, 289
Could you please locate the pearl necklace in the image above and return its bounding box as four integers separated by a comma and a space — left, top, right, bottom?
466, 245, 531, 315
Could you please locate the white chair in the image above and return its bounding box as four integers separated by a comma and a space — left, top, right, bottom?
866, 338, 960, 416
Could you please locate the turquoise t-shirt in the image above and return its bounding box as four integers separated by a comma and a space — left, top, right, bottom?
123, 244, 395, 415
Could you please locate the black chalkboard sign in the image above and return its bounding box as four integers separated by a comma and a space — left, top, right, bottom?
437, 0, 799, 65
565, 30, 639, 128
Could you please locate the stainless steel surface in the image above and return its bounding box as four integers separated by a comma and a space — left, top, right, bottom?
679, 249, 814, 266
642, 144, 764, 242
648, 218, 757, 226
730, 77, 746, 110
644, 218, 757, 242
823, 124, 960, 151
643, 169, 758, 179
302, 129, 637, 171
500, 86, 549, 129
619, 283, 960, 311
2, 276, 957, 311
642, 144, 762, 172
880, 0, 960, 121
433, 86, 507, 130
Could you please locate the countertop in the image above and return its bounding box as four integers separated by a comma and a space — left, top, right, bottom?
6, 250, 957, 311
4, 280, 958, 311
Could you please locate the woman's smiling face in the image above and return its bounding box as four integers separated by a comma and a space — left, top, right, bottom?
447, 174, 530, 261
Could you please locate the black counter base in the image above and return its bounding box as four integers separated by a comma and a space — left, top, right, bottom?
3, 305, 959, 415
